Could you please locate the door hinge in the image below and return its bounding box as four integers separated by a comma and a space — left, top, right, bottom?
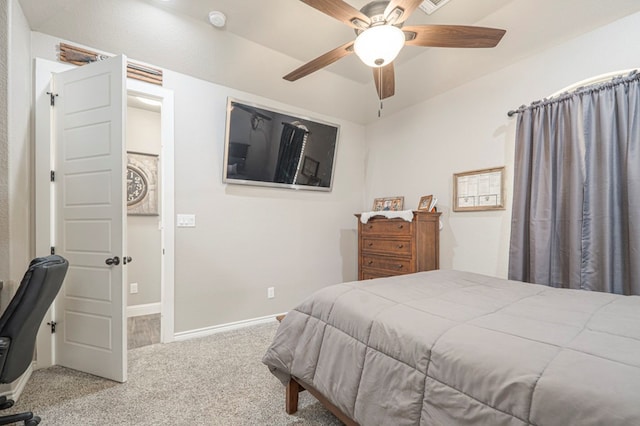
50, 170, 55, 182
47, 321, 57, 334
46, 91, 58, 106
50, 246, 55, 255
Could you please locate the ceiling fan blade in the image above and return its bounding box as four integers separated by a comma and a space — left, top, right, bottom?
301, 0, 371, 29
403, 25, 506, 48
283, 41, 354, 82
372, 63, 395, 100
383, 0, 423, 25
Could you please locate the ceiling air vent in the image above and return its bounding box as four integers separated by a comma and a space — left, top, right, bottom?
418, 0, 452, 15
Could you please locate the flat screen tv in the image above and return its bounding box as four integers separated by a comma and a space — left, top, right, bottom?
222, 98, 340, 191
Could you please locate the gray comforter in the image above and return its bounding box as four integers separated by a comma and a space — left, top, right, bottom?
262, 270, 640, 425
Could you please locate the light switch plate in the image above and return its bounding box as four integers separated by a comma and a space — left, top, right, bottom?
177, 214, 196, 228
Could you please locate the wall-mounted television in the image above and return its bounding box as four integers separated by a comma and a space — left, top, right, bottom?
222, 98, 340, 191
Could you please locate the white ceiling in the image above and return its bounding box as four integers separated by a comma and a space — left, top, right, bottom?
150, 0, 516, 84
17, 0, 640, 123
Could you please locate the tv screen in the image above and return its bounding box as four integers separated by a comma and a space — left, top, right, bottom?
222, 98, 340, 191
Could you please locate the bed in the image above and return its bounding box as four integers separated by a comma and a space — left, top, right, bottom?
262, 269, 640, 425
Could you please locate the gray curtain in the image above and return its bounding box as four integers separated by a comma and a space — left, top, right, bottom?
509, 72, 640, 295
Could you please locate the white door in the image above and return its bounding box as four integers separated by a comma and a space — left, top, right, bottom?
53, 55, 128, 382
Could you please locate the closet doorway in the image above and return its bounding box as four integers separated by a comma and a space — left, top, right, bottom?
126, 94, 163, 349
34, 57, 175, 382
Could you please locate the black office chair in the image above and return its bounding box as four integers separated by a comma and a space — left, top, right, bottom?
0, 255, 68, 426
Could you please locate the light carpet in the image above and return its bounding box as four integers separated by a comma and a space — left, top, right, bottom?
7, 322, 342, 425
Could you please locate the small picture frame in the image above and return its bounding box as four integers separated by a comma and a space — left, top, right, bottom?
372, 196, 404, 212
418, 195, 433, 211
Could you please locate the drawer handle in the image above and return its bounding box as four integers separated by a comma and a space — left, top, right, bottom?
397, 225, 404, 229
368, 261, 374, 265
396, 264, 404, 269
397, 244, 404, 249
368, 242, 374, 247
368, 225, 373, 229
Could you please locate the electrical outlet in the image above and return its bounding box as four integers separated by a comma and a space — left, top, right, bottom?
130, 282, 138, 294
267, 287, 275, 299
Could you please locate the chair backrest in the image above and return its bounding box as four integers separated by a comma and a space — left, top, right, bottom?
0, 255, 68, 383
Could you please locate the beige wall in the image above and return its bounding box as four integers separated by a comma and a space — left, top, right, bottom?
364, 11, 640, 278
126, 106, 162, 307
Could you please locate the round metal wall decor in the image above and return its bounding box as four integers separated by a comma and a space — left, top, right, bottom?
126, 151, 159, 216
127, 165, 148, 206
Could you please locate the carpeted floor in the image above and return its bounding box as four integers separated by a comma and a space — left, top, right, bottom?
7, 321, 342, 425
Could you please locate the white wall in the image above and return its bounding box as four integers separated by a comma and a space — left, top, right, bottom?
126, 106, 162, 307
165, 70, 365, 332
365, 11, 640, 278
0, 0, 32, 300
0, 1, 9, 298
30, 32, 366, 334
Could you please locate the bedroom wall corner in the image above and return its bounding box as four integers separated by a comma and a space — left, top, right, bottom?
363, 11, 640, 278
30, 31, 367, 334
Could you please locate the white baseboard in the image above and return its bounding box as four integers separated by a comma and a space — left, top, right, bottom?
173, 313, 286, 342
127, 302, 162, 317
0, 361, 34, 402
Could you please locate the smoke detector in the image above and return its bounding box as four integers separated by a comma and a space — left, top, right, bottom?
208, 11, 227, 28
418, 0, 452, 15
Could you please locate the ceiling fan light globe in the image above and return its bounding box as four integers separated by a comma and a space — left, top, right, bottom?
354, 25, 405, 68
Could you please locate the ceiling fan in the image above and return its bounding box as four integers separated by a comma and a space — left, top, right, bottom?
283, 0, 506, 100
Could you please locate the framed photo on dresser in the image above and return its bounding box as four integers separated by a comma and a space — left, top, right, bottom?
418, 195, 433, 211
372, 196, 404, 212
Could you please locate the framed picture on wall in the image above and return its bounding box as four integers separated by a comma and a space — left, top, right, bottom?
127, 151, 159, 215
453, 166, 505, 212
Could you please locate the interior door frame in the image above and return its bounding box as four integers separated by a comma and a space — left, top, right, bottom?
34, 58, 175, 368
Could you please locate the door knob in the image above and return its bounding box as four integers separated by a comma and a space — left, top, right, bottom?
105, 256, 120, 266
123, 256, 133, 265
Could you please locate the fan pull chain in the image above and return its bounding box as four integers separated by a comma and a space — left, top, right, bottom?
378, 67, 383, 118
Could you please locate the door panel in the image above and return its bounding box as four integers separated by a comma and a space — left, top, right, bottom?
53, 55, 127, 383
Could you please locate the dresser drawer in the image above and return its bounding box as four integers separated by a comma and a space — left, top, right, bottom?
362, 255, 412, 274
362, 238, 411, 256
361, 219, 411, 237
361, 270, 395, 280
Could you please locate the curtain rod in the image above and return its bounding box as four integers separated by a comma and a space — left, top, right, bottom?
507, 69, 639, 118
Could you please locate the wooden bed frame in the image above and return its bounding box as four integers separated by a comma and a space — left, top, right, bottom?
276, 317, 358, 424
286, 377, 358, 426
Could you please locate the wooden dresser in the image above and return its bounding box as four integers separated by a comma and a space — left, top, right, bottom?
355, 211, 440, 280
